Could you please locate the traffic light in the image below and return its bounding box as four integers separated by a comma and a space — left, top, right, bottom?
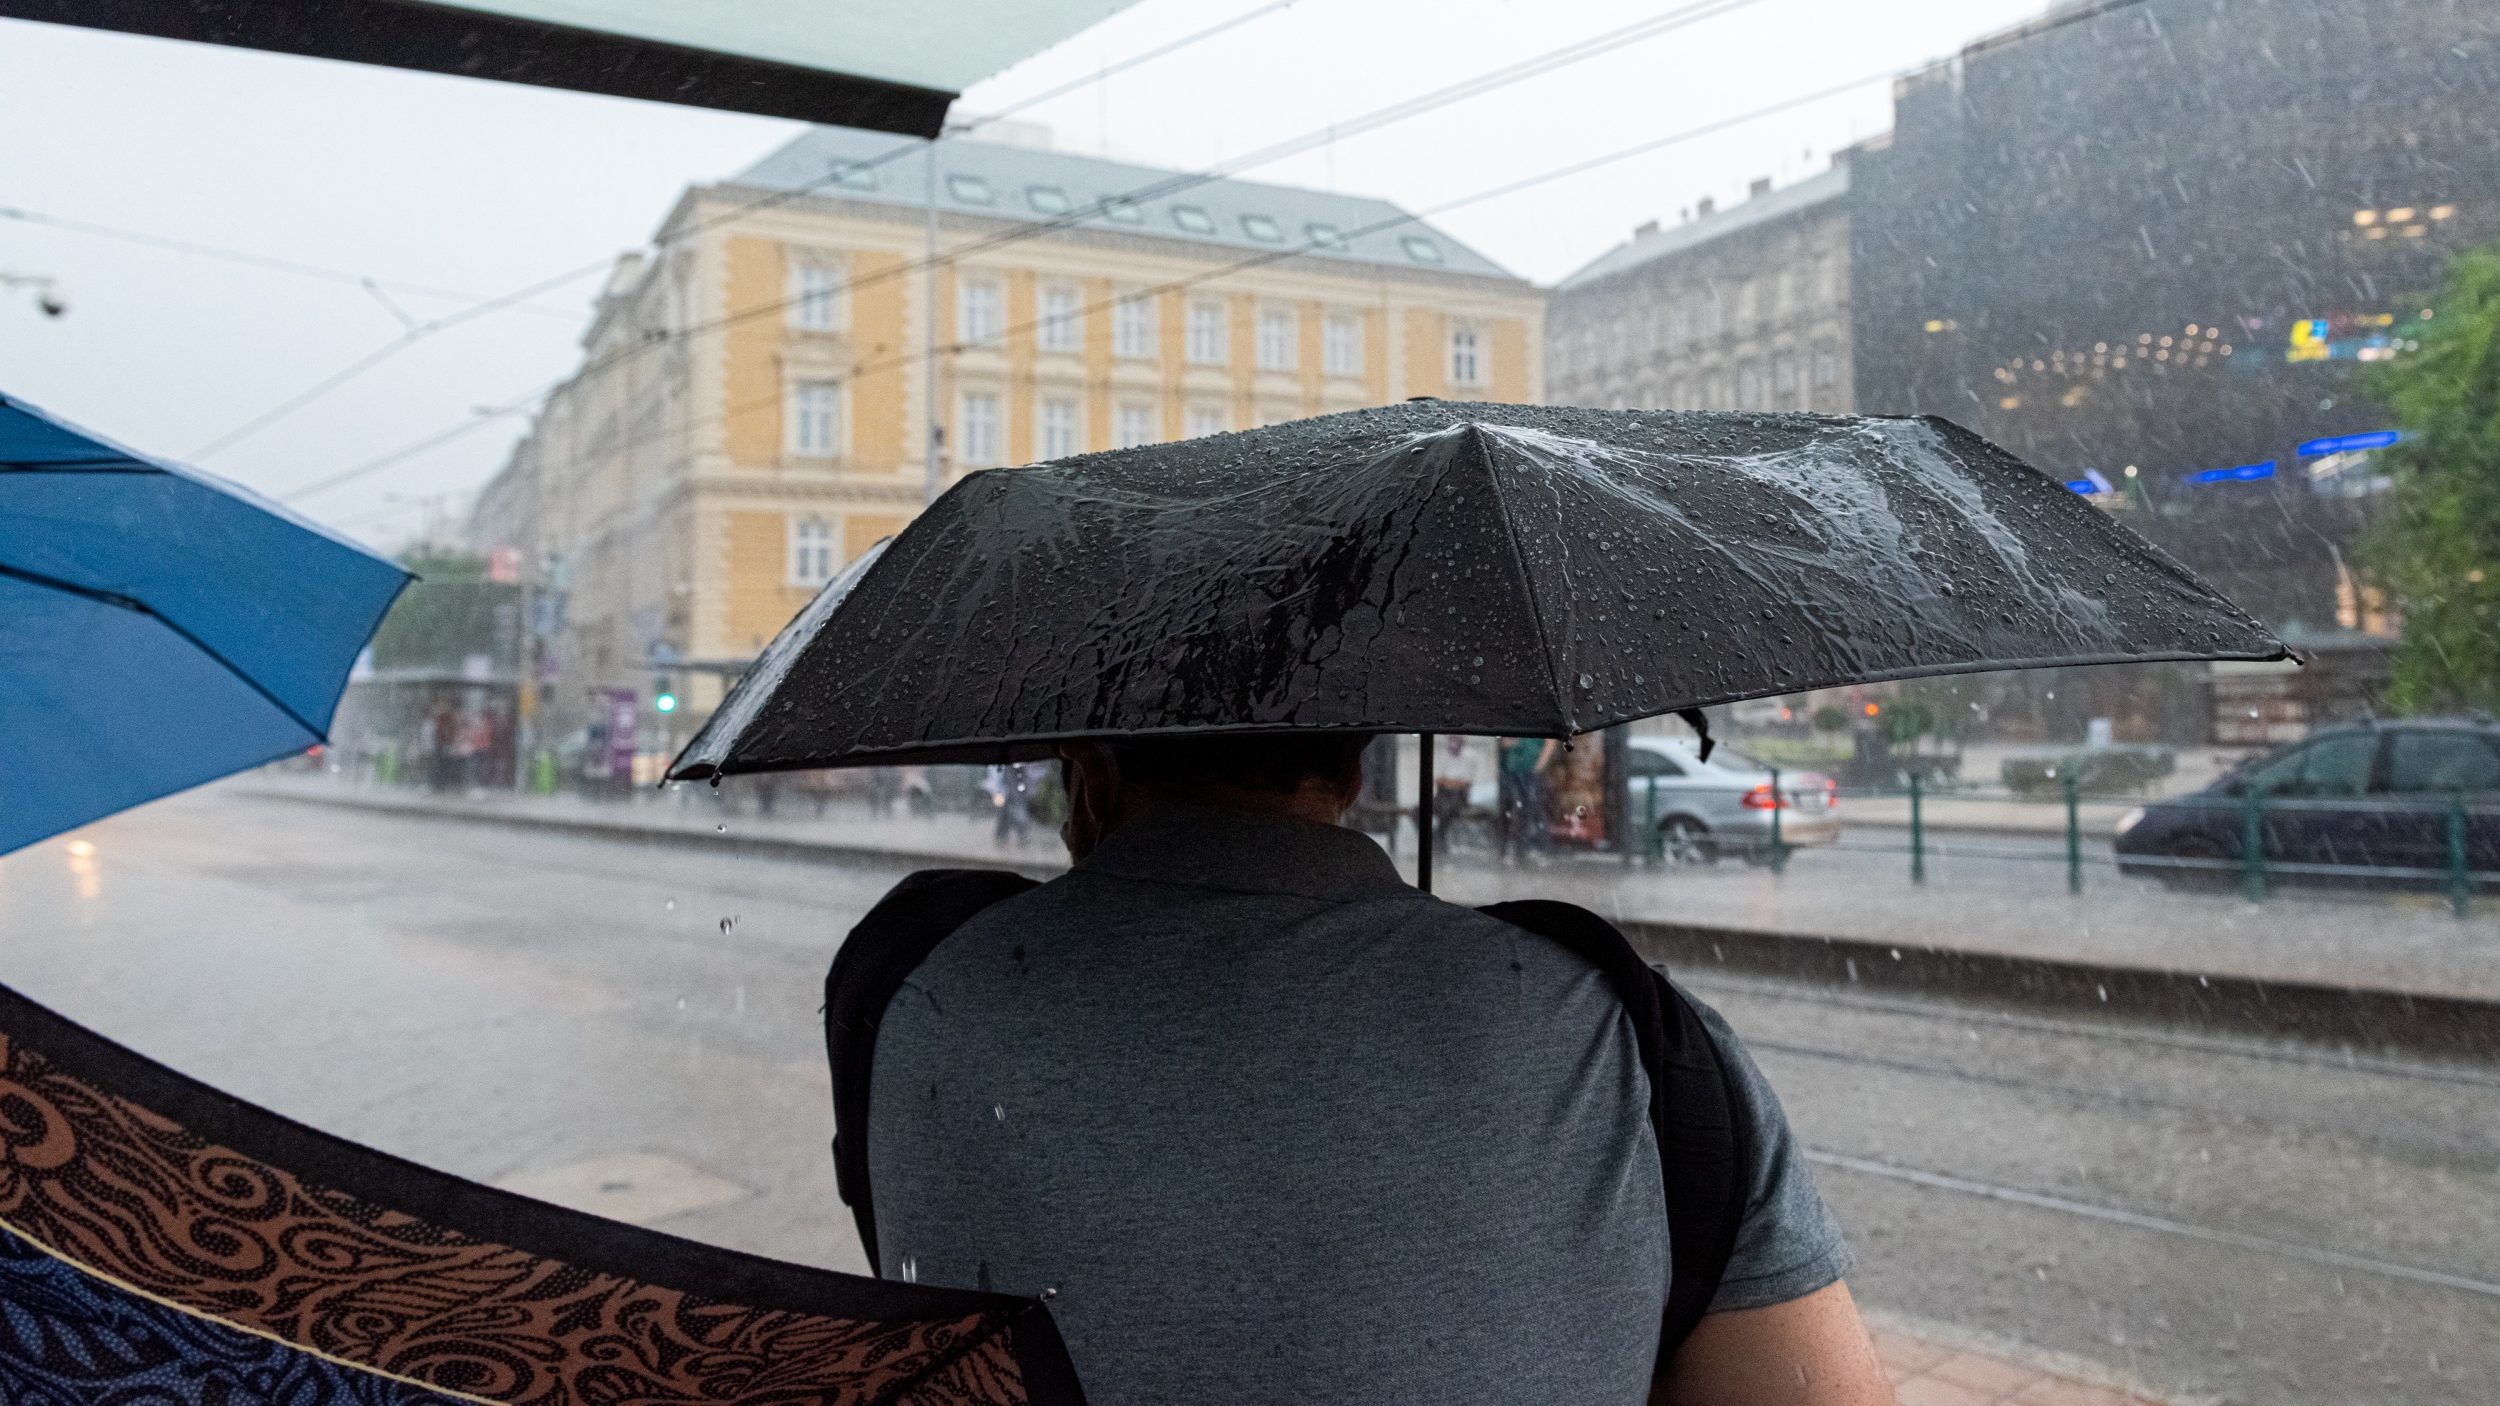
653, 676, 678, 714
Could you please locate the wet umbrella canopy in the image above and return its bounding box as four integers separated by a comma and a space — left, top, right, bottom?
670, 401, 2288, 781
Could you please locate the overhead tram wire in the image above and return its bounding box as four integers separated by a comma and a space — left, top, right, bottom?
283, 0, 1781, 505
348, 51, 1934, 518
594, 0, 1778, 377
0, 206, 592, 322
182, 1, 1311, 466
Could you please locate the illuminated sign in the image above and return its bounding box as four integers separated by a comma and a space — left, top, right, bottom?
2063, 469, 2115, 496
2296, 430, 2400, 456
2188, 461, 2277, 485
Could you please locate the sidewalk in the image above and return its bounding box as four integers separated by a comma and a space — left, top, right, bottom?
1870, 1315, 2205, 1406
233, 777, 2500, 1009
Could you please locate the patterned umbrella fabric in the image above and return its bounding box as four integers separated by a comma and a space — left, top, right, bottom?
0, 977, 1084, 1405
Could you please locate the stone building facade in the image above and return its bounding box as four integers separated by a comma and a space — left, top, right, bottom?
1545, 168, 1850, 416
468, 124, 1543, 743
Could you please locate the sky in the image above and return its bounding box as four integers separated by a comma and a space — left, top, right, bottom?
0, 0, 2047, 547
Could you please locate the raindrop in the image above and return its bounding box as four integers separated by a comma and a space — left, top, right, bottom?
993, 1103, 1006, 1121
715, 823, 727, 834
719, 917, 736, 935
1576, 673, 1594, 690
663, 898, 676, 911
900, 1255, 919, 1284
674, 996, 686, 1011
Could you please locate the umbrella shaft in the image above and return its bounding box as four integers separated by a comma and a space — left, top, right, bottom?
1417, 731, 1434, 894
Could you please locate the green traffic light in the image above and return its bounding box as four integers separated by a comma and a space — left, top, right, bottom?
655, 693, 678, 714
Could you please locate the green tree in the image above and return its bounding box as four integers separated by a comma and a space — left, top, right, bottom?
368, 547, 517, 671
2361, 247, 2500, 714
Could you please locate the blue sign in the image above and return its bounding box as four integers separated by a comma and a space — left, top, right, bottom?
2296, 430, 2400, 457
2063, 468, 2115, 496
2188, 460, 2277, 485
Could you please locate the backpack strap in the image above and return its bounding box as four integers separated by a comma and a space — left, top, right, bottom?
825, 867, 1040, 1276
1476, 900, 1755, 1367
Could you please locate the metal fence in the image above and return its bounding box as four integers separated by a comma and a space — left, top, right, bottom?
1750, 768, 2499, 919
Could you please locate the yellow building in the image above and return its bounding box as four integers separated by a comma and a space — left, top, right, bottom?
470, 124, 1543, 742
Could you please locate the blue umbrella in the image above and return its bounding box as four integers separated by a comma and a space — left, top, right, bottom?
0, 391, 410, 854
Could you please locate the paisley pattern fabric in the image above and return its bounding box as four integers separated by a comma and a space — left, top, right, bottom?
0, 982, 1083, 1406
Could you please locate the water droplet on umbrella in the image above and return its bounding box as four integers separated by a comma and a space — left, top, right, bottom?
1577, 674, 1594, 690
900, 1255, 919, 1283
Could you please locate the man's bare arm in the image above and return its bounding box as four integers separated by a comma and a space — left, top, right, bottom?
1650, 1280, 1896, 1406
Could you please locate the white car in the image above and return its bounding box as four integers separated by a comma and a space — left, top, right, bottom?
1472, 737, 1839, 864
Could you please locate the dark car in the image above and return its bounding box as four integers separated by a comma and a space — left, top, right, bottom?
2113, 718, 2500, 886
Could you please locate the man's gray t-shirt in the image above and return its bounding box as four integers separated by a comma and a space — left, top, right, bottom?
866, 808, 1847, 1405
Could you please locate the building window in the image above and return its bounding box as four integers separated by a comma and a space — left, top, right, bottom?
1037, 396, 1080, 460
1772, 353, 1800, 404
1186, 299, 1227, 365
1038, 283, 1082, 354
1701, 286, 1725, 336
1322, 312, 1364, 377
1668, 303, 1693, 345
1256, 306, 1297, 371
957, 277, 1003, 346
1185, 403, 1228, 439
1102, 196, 1143, 224
1115, 401, 1155, 449
1448, 322, 1484, 388
1735, 362, 1763, 408
1114, 293, 1156, 360
788, 258, 843, 331
788, 381, 841, 457
1736, 279, 1760, 327
1172, 205, 1216, 234
1241, 213, 1284, 243
958, 390, 1001, 467
1306, 222, 1345, 248
945, 173, 993, 205
1025, 184, 1070, 214
1401, 235, 1444, 263
789, 515, 834, 587
830, 163, 878, 191
1813, 342, 1841, 388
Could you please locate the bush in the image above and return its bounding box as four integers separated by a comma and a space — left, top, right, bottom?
2000, 746, 2177, 798
1812, 705, 1851, 733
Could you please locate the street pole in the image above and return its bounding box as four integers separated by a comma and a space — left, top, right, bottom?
2062, 771, 2083, 895
1908, 770, 1926, 885
923, 138, 943, 505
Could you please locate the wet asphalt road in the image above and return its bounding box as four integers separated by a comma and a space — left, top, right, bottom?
1, 787, 2492, 1406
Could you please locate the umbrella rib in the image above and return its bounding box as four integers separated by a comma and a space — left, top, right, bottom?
1470, 433, 1573, 733
0, 561, 327, 743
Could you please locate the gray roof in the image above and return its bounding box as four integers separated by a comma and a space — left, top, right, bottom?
724, 125, 1521, 282
1555, 166, 1849, 293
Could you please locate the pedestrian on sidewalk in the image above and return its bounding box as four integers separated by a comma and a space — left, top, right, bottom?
1499, 734, 1557, 863
1433, 734, 1479, 855
828, 736, 1888, 1406
985, 761, 1041, 848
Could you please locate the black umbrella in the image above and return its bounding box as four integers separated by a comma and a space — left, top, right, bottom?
670, 402, 2287, 879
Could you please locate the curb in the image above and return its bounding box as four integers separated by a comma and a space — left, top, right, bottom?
237, 786, 2499, 1061
1622, 919, 2500, 1064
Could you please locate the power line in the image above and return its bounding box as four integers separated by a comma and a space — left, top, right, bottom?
365, 50, 1910, 524
287, 0, 1777, 505
0, 206, 593, 321
195, 1, 1312, 473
